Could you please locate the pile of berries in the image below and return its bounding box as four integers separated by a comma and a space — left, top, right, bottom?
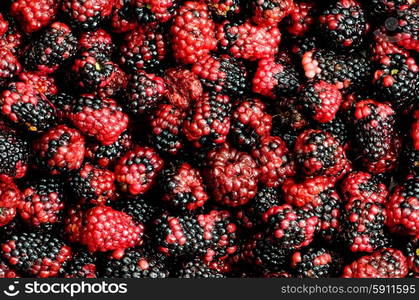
0, 0, 418, 278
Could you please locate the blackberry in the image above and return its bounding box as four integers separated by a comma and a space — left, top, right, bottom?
205, 0, 241, 19
354, 99, 396, 162
291, 248, 344, 278
160, 161, 209, 214
365, 0, 412, 18
230, 98, 272, 151
253, 236, 290, 271
252, 57, 300, 99
0, 232, 72, 278
150, 103, 186, 156
406, 237, 419, 275
250, 0, 294, 26
182, 92, 232, 149
391, 5, 418, 52
123, 71, 166, 116
18, 176, 66, 228
192, 54, 248, 96
373, 54, 418, 103
102, 247, 169, 278
23, 22, 78, 74
48, 92, 73, 122
341, 171, 389, 203
112, 196, 160, 227
316, 114, 350, 146
318, 0, 367, 52
78, 29, 115, 57
0, 129, 29, 182
342, 198, 389, 253
0, 181, 21, 227
0, 48, 21, 86
250, 188, 281, 225
175, 259, 225, 278
132, 0, 176, 24
64, 249, 98, 278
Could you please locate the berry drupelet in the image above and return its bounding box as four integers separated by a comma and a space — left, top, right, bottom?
0, 232, 72, 278
251, 135, 295, 188
206, 144, 259, 207
192, 54, 248, 97
294, 129, 349, 177
343, 248, 408, 278
18, 177, 65, 228
114, 145, 164, 196
318, 0, 367, 52
299, 80, 343, 124
160, 161, 209, 214
252, 57, 300, 99
68, 95, 128, 146
170, 1, 217, 65
23, 22, 78, 75
0, 81, 56, 133
33, 125, 85, 175
69, 162, 116, 205
122, 71, 166, 116
230, 98, 272, 151
150, 103, 186, 156
183, 92, 232, 149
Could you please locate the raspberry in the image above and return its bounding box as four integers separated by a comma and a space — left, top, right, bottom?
132, 0, 176, 24
192, 54, 248, 96
0, 129, 29, 182
0, 48, 21, 86
0, 81, 56, 133
263, 205, 319, 250
79, 205, 144, 255
294, 129, 349, 177
291, 248, 344, 278
102, 247, 169, 278
170, 1, 217, 65
251, 0, 294, 26
342, 198, 388, 252
122, 71, 166, 116
216, 20, 281, 61
69, 162, 116, 205
183, 92, 231, 148
299, 80, 343, 124
23, 22, 78, 75
0, 181, 21, 227
62, 0, 117, 31
85, 130, 132, 168
341, 171, 389, 203
206, 144, 259, 207
0, 232, 72, 278
230, 98, 272, 151
373, 54, 418, 103
119, 25, 167, 73
354, 99, 396, 162
251, 135, 295, 188
386, 175, 418, 236
318, 0, 367, 51
115, 145, 164, 196
164, 67, 203, 110
64, 250, 98, 278
343, 248, 408, 278
285, 1, 316, 37
68, 95, 128, 146
282, 176, 335, 208
18, 177, 65, 229
33, 125, 85, 175
252, 57, 300, 99
160, 161, 209, 214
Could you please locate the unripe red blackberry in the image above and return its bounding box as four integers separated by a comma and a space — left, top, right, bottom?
343, 248, 408, 278
0, 181, 21, 227
206, 144, 259, 207
68, 95, 128, 146
18, 72, 58, 98
69, 162, 116, 205
170, 1, 217, 64
251, 0, 294, 26
0, 232, 72, 278
33, 125, 85, 175
251, 135, 295, 188
230, 98, 272, 151
115, 145, 164, 196
0, 48, 21, 86
18, 177, 65, 229
132, 0, 177, 24
341, 171, 389, 203
160, 161, 209, 214
294, 129, 349, 177
110, 0, 138, 33
78, 29, 115, 57
183, 92, 232, 149
285, 1, 316, 37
